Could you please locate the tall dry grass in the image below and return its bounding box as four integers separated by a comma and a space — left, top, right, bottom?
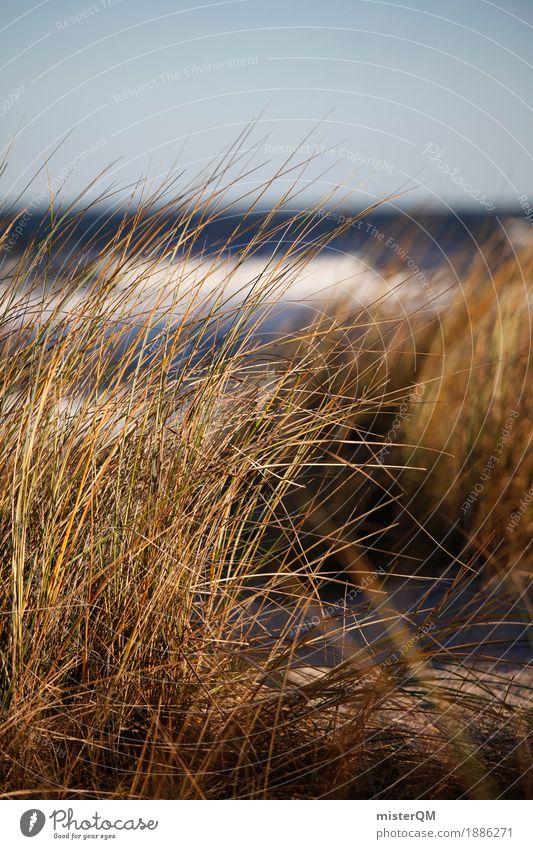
0, 162, 531, 799
388, 243, 533, 583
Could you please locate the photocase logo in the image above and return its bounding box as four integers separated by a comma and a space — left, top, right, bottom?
20, 810, 46, 837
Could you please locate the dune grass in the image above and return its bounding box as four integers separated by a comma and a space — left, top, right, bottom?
0, 164, 531, 799
396, 246, 533, 574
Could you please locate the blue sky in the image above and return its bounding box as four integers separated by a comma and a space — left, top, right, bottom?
2, 0, 533, 211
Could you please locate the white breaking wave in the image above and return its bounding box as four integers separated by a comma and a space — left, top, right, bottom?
0, 249, 453, 340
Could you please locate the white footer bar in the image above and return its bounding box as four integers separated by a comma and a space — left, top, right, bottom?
1, 799, 529, 848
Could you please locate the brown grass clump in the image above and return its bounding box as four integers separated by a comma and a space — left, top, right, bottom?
0, 159, 531, 799
391, 245, 533, 578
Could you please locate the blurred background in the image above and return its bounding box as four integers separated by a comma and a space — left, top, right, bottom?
1, 0, 533, 213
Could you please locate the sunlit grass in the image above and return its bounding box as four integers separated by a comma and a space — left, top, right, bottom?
0, 156, 530, 799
